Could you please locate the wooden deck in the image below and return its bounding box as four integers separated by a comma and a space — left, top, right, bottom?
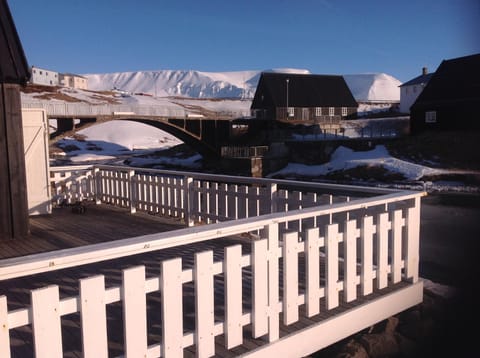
0, 202, 185, 260
0, 203, 421, 357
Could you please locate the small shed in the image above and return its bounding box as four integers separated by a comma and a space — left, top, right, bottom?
410, 53, 480, 132
251, 72, 358, 122
0, 0, 31, 239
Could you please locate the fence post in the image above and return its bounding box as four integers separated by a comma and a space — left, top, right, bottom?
128, 169, 136, 214
185, 176, 194, 227
270, 183, 278, 214
94, 167, 101, 205
0, 296, 10, 358
265, 222, 280, 342
406, 196, 421, 283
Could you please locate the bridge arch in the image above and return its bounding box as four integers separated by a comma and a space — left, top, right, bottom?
52, 116, 233, 158
115, 117, 225, 158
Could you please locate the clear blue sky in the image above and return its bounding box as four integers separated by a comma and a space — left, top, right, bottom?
8, 0, 480, 82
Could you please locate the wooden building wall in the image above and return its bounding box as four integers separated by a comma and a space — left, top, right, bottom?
0, 83, 29, 239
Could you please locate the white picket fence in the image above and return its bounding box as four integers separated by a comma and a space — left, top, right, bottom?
0, 166, 425, 357
50, 165, 384, 227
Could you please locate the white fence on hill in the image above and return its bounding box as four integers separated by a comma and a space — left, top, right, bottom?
0, 165, 425, 357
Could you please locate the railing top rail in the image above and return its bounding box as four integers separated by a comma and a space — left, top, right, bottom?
0, 189, 425, 281
49, 164, 405, 196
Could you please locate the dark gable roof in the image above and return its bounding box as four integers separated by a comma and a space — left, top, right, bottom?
399, 73, 434, 87
411, 53, 480, 108
0, 0, 30, 84
251, 72, 358, 109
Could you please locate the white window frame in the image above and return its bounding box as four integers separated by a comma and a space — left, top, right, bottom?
341, 107, 348, 116
329, 107, 335, 116
315, 107, 322, 116
425, 111, 437, 123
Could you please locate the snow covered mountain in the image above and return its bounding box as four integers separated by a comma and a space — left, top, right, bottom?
343, 73, 401, 102
85, 69, 400, 102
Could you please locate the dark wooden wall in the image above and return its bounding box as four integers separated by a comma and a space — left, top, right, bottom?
0, 83, 29, 239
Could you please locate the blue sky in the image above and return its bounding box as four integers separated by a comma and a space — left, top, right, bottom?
8, 0, 480, 82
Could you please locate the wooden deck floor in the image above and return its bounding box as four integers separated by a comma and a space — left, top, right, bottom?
0, 202, 186, 259
0, 203, 415, 357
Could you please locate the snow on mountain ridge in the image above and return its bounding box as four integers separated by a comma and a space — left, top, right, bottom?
85, 69, 401, 102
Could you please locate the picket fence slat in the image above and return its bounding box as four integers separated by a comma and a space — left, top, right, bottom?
123, 266, 148, 357
344, 220, 358, 302
161, 258, 183, 358
377, 213, 389, 289
305, 228, 320, 317
31, 285, 63, 358
283, 232, 299, 325
392, 210, 403, 283
80, 275, 108, 358
225, 245, 243, 349
195, 251, 215, 357
252, 239, 268, 338
326, 224, 339, 310
361, 216, 375, 295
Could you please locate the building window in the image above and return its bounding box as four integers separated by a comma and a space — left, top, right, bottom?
341, 107, 348, 116
287, 107, 294, 117
315, 107, 322, 116
425, 111, 437, 123
329, 107, 335, 116
413, 86, 417, 93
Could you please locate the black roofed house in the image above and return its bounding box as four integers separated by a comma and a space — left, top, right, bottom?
251, 72, 358, 124
1, 0, 31, 239
399, 67, 434, 114
410, 53, 480, 133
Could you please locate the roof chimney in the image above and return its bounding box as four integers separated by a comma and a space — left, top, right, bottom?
422, 67, 428, 75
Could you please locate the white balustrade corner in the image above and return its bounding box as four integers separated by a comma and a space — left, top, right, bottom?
0, 164, 425, 357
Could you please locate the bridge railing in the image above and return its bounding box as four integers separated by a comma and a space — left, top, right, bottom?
22, 101, 251, 119
22, 101, 188, 118
2, 166, 424, 357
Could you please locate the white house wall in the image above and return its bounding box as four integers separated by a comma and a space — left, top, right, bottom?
400, 84, 424, 113
31, 67, 59, 86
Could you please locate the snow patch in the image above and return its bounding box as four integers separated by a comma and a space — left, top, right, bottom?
270, 145, 448, 180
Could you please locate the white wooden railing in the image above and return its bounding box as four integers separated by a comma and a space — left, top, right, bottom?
49, 165, 398, 227
1, 166, 425, 357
